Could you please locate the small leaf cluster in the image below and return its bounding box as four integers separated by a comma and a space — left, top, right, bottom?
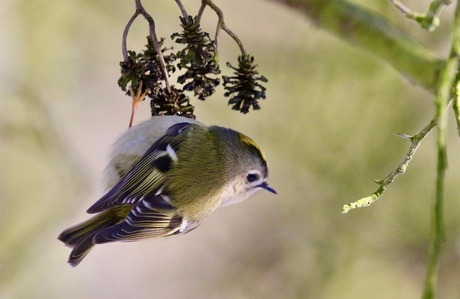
223, 55, 268, 113
118, 38, 175, 98
118, 37, 195, 118
150, 86, 195, 118
172, 16, 221, 101
118, 16, 268, 116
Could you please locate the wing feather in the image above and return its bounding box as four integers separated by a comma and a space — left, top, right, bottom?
93, 195, 182, 243
87, 122, 195, 213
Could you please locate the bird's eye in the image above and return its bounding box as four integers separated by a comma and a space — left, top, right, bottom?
246, 173, 259, 183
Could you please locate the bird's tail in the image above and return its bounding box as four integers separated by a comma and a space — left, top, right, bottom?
58, 207, 129, 267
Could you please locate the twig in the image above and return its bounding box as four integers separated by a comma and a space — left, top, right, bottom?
122, 11, 140, 62
134, 0, 171, 92
452, 6, 460, 138
202, 0, 247, 56
453, 81, 460, 136
389, 0, 451, 31
122, 0, 173, 127
174, 0, 189, 19
197, 2, 207, 22
341, 118, 437, 214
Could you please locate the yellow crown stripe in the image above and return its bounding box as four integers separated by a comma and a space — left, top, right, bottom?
238, 134, 267, 161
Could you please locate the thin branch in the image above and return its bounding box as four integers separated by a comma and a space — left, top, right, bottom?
341, 118, 437, 214
174, 0, 189, 19
122, 11, 140, 62
389, 0, 451, 31
134, 0, 171, 92
421, 2, 460, 298
202, 0, 247, 56
197, 2, 207, 22
453, 81, 460, 136
452, 4, 460, 138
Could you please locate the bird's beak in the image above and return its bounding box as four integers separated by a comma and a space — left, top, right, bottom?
259, 182, 277, 194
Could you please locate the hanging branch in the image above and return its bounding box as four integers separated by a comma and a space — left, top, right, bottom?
197, 0, 267, 113
119, 0, 174, 127
174, 0, 189, 19
121, 10, 143, 128
119, 0, 270, 123
122, 11, 140, 62
133, 0, 171, 92
171, 15, 221, 101
202, 0, 247, 56
121, 0, 172, 92
197, 2, 207, 22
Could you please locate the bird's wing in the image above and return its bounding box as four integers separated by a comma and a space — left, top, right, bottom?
92, 194, 187, 243
87, 122, 195, 214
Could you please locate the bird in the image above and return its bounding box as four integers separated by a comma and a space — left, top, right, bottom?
58, 115, 276, 266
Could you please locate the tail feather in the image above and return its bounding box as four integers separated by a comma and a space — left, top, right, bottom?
67, 234, 99, 267
58, 207, 130, 267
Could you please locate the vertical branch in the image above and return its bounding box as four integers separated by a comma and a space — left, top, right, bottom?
453, 80, 460, 136
134, 0, 171, 92
422, 3, 460, 298
174, 0, 189, 18
122, 11, 140, 62
197, 2, 207, 22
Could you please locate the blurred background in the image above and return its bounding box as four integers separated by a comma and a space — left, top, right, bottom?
1, 0, 460, 298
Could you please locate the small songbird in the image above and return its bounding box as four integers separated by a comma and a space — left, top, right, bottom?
58, 116, 276, 266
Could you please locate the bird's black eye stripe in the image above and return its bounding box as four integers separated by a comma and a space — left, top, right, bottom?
246, 173, 259, 183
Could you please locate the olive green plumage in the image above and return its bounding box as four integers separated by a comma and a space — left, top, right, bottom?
58, 206, 132, 266
58, 116, 275, 267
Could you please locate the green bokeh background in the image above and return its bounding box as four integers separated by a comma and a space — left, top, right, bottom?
1, 0, 459, 298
